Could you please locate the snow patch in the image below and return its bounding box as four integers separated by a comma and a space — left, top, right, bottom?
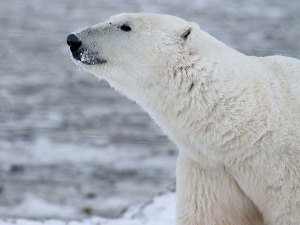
0, 192, 176, 225
0, 194, 76, 219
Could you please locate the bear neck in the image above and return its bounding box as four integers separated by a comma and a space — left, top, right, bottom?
140, 48, 273, 162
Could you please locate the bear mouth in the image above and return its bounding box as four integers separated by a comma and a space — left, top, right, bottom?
72, 50, 107, 65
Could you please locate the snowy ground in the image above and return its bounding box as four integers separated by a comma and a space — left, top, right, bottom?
0, 0, 299, 223
0, 191, 176, 225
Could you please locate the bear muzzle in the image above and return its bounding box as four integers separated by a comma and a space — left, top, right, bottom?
67, 33, 106, 65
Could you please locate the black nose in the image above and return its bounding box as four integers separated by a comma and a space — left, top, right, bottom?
67, 34, 82, 53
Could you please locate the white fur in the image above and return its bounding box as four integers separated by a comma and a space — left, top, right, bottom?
70, 13, 300, 225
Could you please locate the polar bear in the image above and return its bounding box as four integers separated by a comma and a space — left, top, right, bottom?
67, 13, 300, 225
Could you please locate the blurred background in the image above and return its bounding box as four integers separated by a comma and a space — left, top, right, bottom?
0, 0, 299, 220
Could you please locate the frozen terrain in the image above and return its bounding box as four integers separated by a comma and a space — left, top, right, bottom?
0, 191, 176, 225
0, 0, 299, 223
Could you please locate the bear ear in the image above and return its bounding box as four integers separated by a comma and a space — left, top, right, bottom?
181, 27, 192, 40
179, 22, 201, 54
180, 22, 200, 44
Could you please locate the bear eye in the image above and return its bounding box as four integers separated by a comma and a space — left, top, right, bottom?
120, 24, 131, 32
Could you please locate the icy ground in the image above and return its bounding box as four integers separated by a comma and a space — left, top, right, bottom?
0, 191, 176, 225
0, 0, 299, 222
